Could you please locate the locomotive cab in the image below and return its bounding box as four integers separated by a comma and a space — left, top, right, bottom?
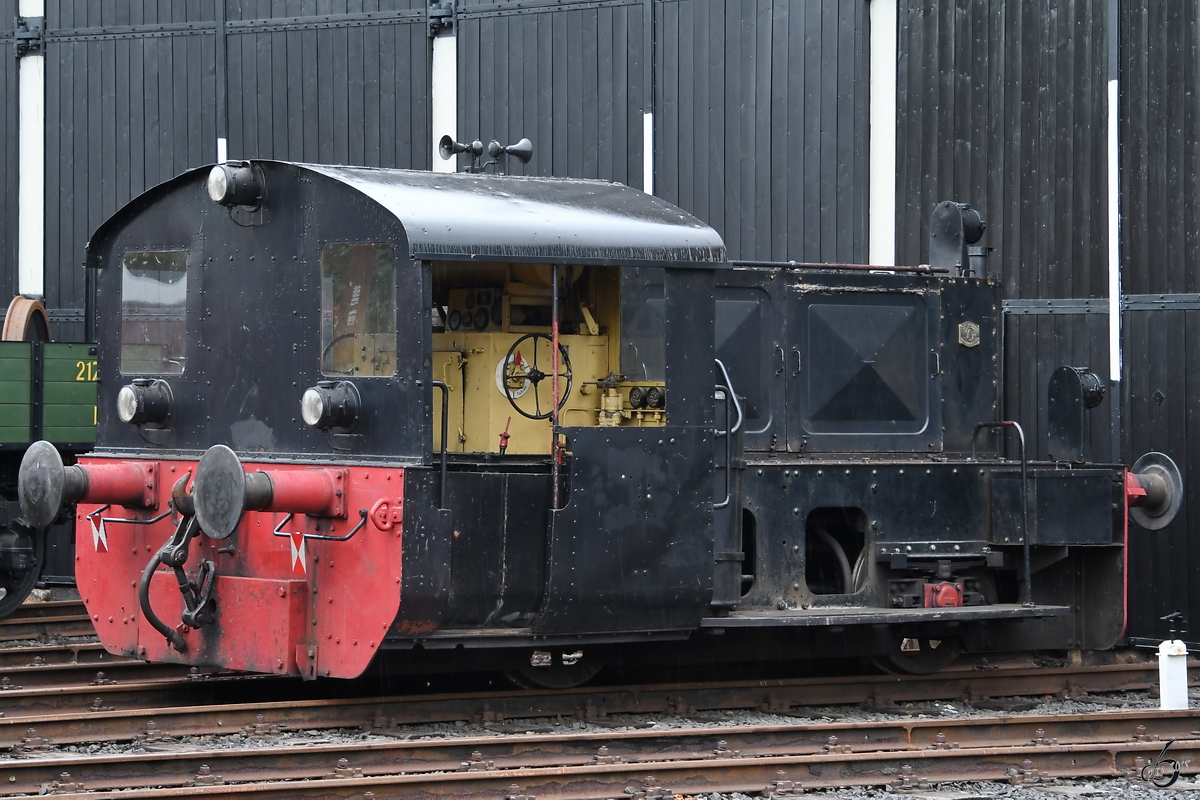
17, 161, 726, 678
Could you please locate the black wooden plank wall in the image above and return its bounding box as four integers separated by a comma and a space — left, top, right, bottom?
1001, 311, 1113, 464
1120, 2, 1200, 642
226, 0, 428, 167
456, 0, 644, 185
459, 0, 868, 264
1123, 307, 1200, 640
896, 0, 1115, 470
899, 0, 1200, 641
44, 0, 220, 342
36, 0, 429, 342
656, 0, 867, 263
1120, 1, 1199, 295
0, 4, 15, 304
32, 0, 869, 332
897, 0, 1108, 301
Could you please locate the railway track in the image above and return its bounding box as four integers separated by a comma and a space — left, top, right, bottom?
0, 601, 93, 643
4, 707, 1199, 797
4, 602, 1197, 797
0, 659, 1178, 746
0, 641, 118, 670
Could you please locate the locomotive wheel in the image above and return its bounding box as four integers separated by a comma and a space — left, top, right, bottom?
0, 521, 43, 619
503, 651, 602, 689
501, 333, 573, 421
874, 636, 964, 675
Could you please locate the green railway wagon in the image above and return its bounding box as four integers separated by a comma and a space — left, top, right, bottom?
0, 300, 97, 617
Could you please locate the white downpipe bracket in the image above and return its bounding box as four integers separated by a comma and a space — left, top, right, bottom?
868, 0, 898, 267
17, 0, 46, 297
431, 32, 458, 173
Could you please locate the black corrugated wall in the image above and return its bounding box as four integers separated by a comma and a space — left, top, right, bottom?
225, 2, 428, 166
898, 0, 1200, 642
896, 0, 1114, 467
655, 0, 867, 262
34, 0, 868, 329
44, 1, 219, 342
458, 0, 869, 263
457, 0, 645, 185
38, 0, 430, 342
897, 1, 1109, 300
1120, 0, 1200, 643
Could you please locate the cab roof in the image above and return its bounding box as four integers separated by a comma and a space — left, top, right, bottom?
88, 161, 728, 268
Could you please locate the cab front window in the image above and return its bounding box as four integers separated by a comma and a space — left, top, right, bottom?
320, 243, 397, 377
120, 250, 188, 375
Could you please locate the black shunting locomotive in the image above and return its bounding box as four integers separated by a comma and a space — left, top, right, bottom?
17, 161, 1179, 683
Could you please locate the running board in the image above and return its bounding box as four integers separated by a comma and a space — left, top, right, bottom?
700, 603, 1070, 628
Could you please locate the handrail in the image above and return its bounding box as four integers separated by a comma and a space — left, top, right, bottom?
971, 420, 1033, 607
432, 380, 449, 509
714, 383, 733, 509
271, 509, 368, 542
714, 358, 743, 435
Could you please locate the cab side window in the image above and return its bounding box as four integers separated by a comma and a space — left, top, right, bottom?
320, 243, 397, 377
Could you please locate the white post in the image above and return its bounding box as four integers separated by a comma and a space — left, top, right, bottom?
1159, 639, 1189, 710
868, 0, 898, 267
1107, 78, 1121, 383
431, 31, 457, 173
642, 112, 654, 196
17, 0, 46, 297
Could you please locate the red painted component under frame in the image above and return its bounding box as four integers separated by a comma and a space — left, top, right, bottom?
923, 581, 963, 608
263, 468, 347, 518
1124, 471, 1148, 504
80, 461, 159, 510
1120, 468, 1131, 641
75, 456, 404, 679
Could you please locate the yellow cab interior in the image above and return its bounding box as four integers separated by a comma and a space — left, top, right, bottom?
430, 261, 666, 456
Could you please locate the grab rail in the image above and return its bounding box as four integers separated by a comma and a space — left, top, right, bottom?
432, 380, 449, 509
971, 420, 1033, 607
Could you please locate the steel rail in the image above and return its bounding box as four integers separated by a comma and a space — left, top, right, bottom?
0, 659, 215, 690
11, 710, 1200, 798
0, 642, 113, 671
0, 601, 93, 642
0, 661, 1183, 749
2, 601, 86, 624
0, 673, 294, 723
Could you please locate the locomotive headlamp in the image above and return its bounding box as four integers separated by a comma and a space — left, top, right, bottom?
301, 381, 360, 430
207, 162, 264, 207
116, 379, 173, 426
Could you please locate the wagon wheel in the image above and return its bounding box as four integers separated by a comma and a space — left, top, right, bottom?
501, 333, 572, 421
2, 296, 50, 342
0, 520, 43, 619
874, 636, 965, 675
503, 650, 603, 690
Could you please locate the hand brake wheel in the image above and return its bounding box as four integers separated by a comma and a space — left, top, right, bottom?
501, 333, 573, 420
